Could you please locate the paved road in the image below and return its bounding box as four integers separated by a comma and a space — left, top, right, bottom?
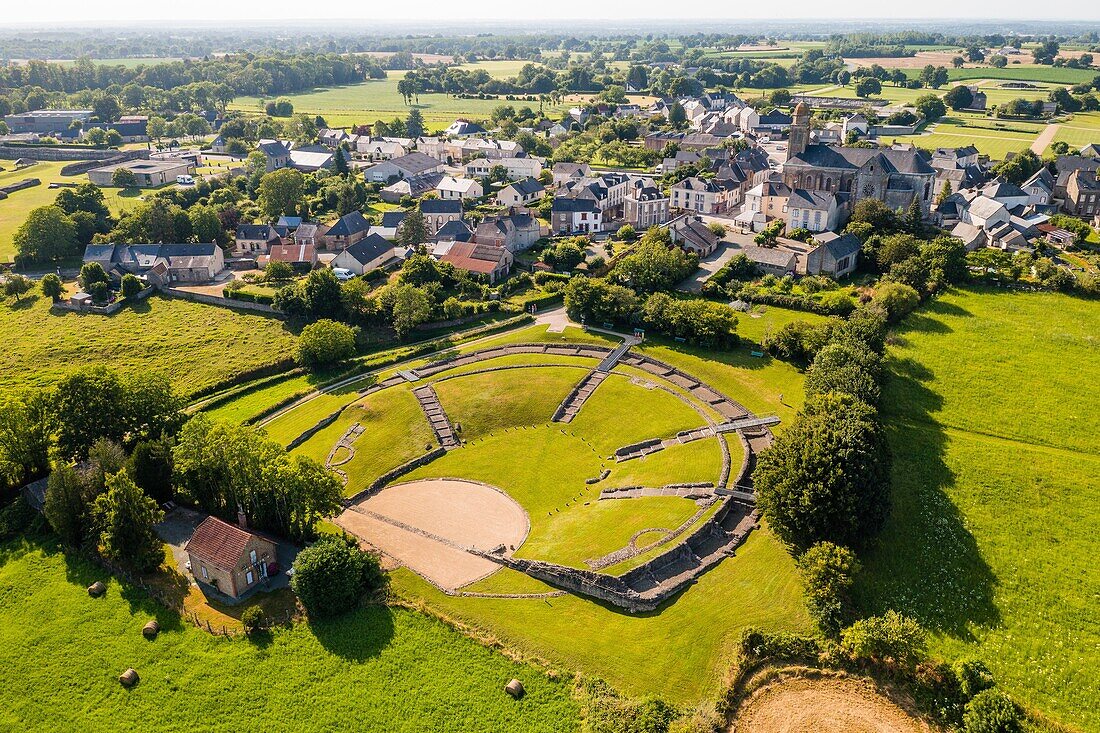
1031, 123, 1060, 155
679, 230, 757, 293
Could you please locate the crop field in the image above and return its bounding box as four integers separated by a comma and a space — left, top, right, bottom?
0, 292, 296, 397
0, 539, 580, 732
856, 287, 1100, 730
908, 65, 1097, 85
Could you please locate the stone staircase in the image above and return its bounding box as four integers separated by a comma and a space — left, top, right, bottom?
412, 385, 460, 449
552, 370, 608, 423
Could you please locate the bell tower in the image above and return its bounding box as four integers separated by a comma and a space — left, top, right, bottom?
787, 101, 810, 159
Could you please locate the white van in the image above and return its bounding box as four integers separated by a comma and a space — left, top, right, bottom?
176, 174, 195, 185
332, 267, 354, 281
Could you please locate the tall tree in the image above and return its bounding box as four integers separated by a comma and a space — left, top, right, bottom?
258, 168, 305, 220
93, 471, 165, 572
13, 206, 79, 263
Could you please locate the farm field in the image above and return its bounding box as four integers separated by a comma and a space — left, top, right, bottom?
229, 60, 568, 130
856, 287, 1100, 730
0, 540, 580, 733
885, 125, 1034, 159
0, 292, 296, 397
1046, 111, 1100, 152
908, 65, 1097, 85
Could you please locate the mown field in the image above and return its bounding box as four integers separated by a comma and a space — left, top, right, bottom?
0, 292, 296, 397
856, 287, 1100, 731
229, 60, 568, 130
0, 539, 580, 733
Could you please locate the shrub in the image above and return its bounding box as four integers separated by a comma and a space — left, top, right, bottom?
872, 281, 920, 321
955, 659, 996, 700
295, 319, 358, 369
737, 628, 821, 664
120, 274, 143, 300
0, 498, 38, 540
797, 542, 860, 636
841, 610, 927, 669
804, 340, 883, 406
40, 273, 63, 301
762, 319, 834, 364
963, 689, 1022, 733
291, 534, 386, 618
241, 606, 267, 633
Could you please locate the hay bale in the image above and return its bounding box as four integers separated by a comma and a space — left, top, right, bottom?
87, 581, 106, 597
142, 620, 160, 639
118, 668, 139, 688
505, 679, 525, 699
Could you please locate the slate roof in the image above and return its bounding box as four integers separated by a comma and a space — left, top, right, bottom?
325, 211, 371, 237
258, 140, 290, 157
436, 220, 474, 241
813, 231, 861, 260
340, 233, 393, 265
185, 516, 269, 570
788, 189, 835, 210
504, 177, 545, 197
389, 152, 442, 176
552, 197, 600, 213
741, 245, 797, 268
983, 181, 1027, 200
420, 198, 463, 215
381, 211, 407, 228
236, 224, 279, 241
785, 144, 935, 175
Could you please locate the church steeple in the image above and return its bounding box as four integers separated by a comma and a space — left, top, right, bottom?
788, 101, 810, 159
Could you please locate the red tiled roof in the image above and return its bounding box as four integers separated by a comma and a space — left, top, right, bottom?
268, 243, 316, 263
185, 516, 264, 570
441, 242, 509, 274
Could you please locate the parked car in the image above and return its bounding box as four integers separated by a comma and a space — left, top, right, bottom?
332, 267, 354, 281
176, 174, 195, 185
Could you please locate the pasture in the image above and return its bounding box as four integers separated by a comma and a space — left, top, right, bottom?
0, 291, 296, 397
856, 287, 1100, 730
0, 539, 579, 733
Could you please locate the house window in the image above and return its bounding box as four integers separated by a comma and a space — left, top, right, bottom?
249, 549, 257, 564
246, 570, 254, 585
201, 565, 208, 580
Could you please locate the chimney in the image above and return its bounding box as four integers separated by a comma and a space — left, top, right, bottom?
236, 505, 248, 530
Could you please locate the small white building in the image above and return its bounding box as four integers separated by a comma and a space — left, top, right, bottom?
436, 176, 484, 201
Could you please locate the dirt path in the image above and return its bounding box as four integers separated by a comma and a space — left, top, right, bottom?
1031, 123, 1060, 154
732, 675, 932, 733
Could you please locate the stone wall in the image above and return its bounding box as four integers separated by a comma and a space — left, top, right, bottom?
0, 145, 148, 164
163, 287, 282, 316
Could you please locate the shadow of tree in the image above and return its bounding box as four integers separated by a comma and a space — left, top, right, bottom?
855, 331, 1000, 639
307, 603, 396, 661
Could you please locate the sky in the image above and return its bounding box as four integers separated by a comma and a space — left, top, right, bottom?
0, 0, 1096, 23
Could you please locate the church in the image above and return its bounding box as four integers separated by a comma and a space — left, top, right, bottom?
781, 103, 937, 214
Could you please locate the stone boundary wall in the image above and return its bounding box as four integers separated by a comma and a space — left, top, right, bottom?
50, 285, 156, 315
163, 287, 282, 316
0, 178, 39, 196
0, 145, 149, 163
285, 411, 344, 451
345, 447, 447, 504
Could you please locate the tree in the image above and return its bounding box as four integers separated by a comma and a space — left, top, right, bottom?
390, 283, 432, 338
936, 180, 953, 205
265, 260, 294, 281
13, 205, 79, 263
563, 277, 639, 325
188, 205, 223, 244
989, 54, 1008, 68
120, 274, 143, 300
668, 101, 687, 126
841, 610, 927, 669
406, 108, 425, 138
44, 461, 88, 546
397, 209, 429, 247
753, 393, 891, 551
804, 341, 883, 406
110, 166, 139, 190
92, 93, 121, 123
613, 228, 697, 293
129, 435, 174, 504
92, 470, 164, 572
963, 690, 1022, 733
991, 149, 1042, 186
85, 127, 108, 146
296, 319, 358, 368
616, 224, 637, 242
0, 392, 51, 489
915, 94, 946, 121
291, 534, 385, 618
300, 268, 347, 321
944, 85, 974, 111
798, 542, 860, 636
849, 198, 899, 233
79, 261, 109, 290
4, 274, 33, 303
952, 56, 965, 69
854, 77, 882, 98
954, 659, 996, 700
258, 168, 305, 220
543, 239, 586, 271
146, 116, 167, 143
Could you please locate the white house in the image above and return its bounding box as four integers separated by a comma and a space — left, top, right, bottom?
436, 176, 484, 201
785, 189, 841, 233
330, 234, 395, 275
496, 178, 545, 208
465, 156, 543, 181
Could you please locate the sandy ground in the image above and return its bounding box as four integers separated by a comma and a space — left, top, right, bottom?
732, 676, 932, 733
842, 51, 967, 69
1031, 123, 1061, 154
336, 479, 529, 591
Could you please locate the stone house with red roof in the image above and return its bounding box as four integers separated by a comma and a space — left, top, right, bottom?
185, 516, 278, 600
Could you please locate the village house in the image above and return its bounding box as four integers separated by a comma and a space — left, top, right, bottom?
1022, 168, 1055, 207
1063, 168, 1100, 219
436, 176, 484, 201
365, 152, 444, 183
185, 516, 278, 601
668, 214, 720, 257
739, 244, 798, 276
624, 179, 670, 229
233, 224, 282, 256
496, 178, 545, 208
258, 140, 292, 171
739, 181, 793, 231
380, 173, 444, 203
670, 177, 732, 215
802, 232, 860, 277
356, 137, 408, 160
472, 213, 542, 252
435, 219, 474, 242
440, 242, 513, 283
465, 155, 543, 181
267, 243, 318, 270
785, 189, 841, 233
552, 162, 594, 188
420, 199, 464, 235
320, 211, 371, 250
292, 223, 321, 248
552, 197, 602, 235
83, 243, 226, 285
371, 211, 406, 239
443, 119, 487, 137
330, 233, 395, 275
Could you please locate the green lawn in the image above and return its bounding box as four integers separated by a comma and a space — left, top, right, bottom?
0, 539, 580, 733
884, 128, 1033, 159
856, 287, 1100, 730
0, 293, 296, 398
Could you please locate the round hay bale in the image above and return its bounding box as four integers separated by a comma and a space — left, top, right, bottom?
87, 581, 106, 597
142, 620, 160, 639
505, 679, 525, 699
119, 668, 139, 688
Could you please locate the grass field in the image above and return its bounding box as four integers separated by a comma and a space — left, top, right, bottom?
0, 539, 580, 732
1046, 111, 1100, 152
0, 292, 296, 398
856, 287, 1100, 730
229, 64, 567, 131
903, 66, 1097, 85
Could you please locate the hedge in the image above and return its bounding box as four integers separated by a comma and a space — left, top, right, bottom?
516, 291, 564, 310
223, 288, 275, 305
